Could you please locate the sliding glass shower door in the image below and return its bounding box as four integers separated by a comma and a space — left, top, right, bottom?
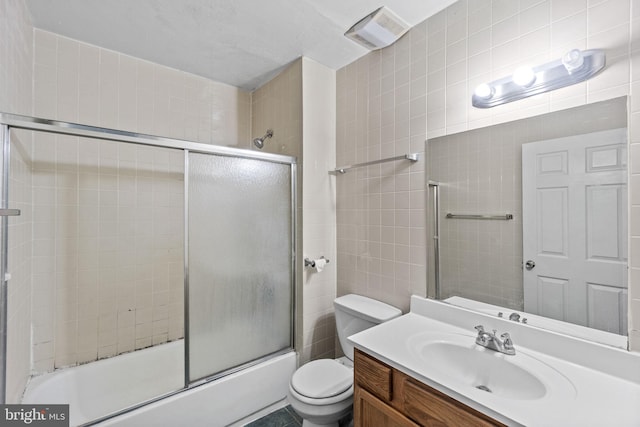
187, 153, 294, 382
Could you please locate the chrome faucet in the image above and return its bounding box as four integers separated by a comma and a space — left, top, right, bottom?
474, 325, 516, 355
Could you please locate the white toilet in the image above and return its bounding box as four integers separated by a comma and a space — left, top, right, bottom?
287, 294, 402, 427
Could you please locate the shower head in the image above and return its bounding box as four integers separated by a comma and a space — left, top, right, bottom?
253, 129, 274, 149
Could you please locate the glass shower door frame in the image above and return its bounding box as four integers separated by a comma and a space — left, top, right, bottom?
0, 113, 297, 417
183, 149, 297, 386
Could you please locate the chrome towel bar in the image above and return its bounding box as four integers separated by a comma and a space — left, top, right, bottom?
446, 213, 513, 220
333, 153, 419, 174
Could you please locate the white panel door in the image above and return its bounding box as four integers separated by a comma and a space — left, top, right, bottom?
522, 128, 627, 334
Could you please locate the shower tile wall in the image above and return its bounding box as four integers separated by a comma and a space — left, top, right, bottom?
31, 139, 184, 370
7, 131, 34, 402
1, 0, 34, 403
33, 29, 251, 147
252, 59, 303, 160
337, 0, 640, 350
251, 59, 306, 361
30, 29, 253, 371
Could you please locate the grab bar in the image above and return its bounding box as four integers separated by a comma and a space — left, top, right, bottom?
446, 213, 513, 220
428, 181, 441, 300
333, 153, 419, 174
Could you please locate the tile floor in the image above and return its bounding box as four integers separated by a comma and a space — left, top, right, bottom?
245, 405, 302, 427
246, 405, 353, 427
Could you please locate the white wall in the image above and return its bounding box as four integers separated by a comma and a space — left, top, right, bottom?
301, 58, 337, 362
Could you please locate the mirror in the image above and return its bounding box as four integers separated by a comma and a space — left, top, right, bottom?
426, 97, 628, 348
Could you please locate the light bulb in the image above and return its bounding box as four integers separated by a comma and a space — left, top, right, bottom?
513, 66, 536, 87
474, 83, 494, 99
562, 49, 584, 74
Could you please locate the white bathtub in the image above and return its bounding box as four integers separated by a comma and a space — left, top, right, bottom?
22, 340, 297, 427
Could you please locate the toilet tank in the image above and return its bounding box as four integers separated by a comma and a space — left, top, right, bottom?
334, 294, 402, 361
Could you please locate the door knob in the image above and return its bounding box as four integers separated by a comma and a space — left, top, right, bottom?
525, 260, 536, 270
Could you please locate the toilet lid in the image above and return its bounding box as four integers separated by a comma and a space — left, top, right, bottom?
291, 360, 352, 399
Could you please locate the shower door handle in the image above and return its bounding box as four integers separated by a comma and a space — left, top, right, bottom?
0, 209, 20, 216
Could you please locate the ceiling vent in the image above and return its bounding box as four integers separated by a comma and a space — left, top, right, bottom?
344, 6, 410, 50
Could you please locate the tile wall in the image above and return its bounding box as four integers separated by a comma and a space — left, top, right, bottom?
29, 29, 253, 371
336, 23, 429, 312
251, 60, 303, 159
33, 30, 251, 146
251, 59, 305, 361
337, 0, 640, 350
31, 138, 184, 370
1, 0, 34, 403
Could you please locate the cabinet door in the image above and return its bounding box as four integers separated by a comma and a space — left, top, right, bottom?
355, 386, 419, 427
398, 374, 503, 427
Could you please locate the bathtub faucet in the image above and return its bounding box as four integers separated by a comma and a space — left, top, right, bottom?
474, 325, 516, 355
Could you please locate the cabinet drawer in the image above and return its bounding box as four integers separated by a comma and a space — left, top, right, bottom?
399, 373, 505, 427
354, 348, 393, 401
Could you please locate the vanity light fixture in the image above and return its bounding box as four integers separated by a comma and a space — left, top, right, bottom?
472, 49, 606, 108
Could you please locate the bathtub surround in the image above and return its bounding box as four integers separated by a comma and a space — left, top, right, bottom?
336, 0, 640, 351
1, 5, 338, 412
0, 0, 34, 405
30, 140, 185, 370
28, 29, 255, 373
22, 340, 296, 426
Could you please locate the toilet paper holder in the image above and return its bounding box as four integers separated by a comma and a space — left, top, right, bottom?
304, 256, 330, 268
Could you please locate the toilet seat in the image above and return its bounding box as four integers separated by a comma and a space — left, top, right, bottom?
291, 359, 352, 399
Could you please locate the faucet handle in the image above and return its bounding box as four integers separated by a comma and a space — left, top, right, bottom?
501, 332, 513, 347
474, 325, 485, 333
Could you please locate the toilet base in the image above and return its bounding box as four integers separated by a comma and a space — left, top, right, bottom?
299, 409, 352, 427
302, 420, 337, 427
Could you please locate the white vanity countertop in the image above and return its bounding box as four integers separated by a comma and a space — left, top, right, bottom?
348, 296, 640, 427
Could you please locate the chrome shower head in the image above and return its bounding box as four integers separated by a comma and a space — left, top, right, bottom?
253, 129, 273, 149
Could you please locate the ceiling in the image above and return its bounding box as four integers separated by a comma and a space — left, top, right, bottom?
25, 0, 456, 91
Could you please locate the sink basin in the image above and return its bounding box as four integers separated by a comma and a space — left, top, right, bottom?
407, 331, 576, 401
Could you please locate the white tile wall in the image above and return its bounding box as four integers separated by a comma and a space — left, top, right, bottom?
33, 30, 252, 147
337, 0, 639, 350
31, 138, 184, 370
29, 29, 253, 371
1, 0, 33, 404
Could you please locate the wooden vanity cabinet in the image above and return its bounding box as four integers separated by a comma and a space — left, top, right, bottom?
354, 349, 506, 427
